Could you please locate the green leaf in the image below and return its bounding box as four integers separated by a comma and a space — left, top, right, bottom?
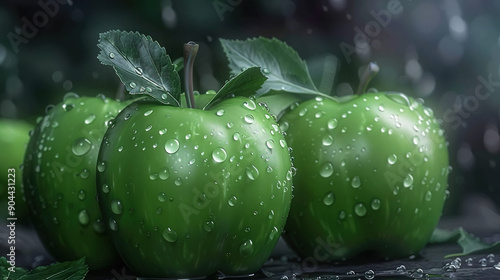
97, 30, 181, 106
204, 67, 267, 109
444, 228, 500, 258
429, 227, 462, 244
0, 257, 88, 280
220, 37, 329, 98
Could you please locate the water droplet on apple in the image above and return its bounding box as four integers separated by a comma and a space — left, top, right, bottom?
203, 221, 215, 232
162, 227, 178, 242
174, 178, 183, 186
243, 114, 254, 124
266, 139, 274, 150
323, 192, 335, 206
243, 100, 256, 110
233, 132, 241, 141
111, 200, 123, 215
354, 202, 367, 217
84, 114, 96, 124
239, 239, 254, 256
159, 168, 170, 180
351, 176, 361, 188
164, 139, 180, 154
228, 195, 237, 206
319, 162, 334, 177
78, 210, 90, 226
371, 198, 381, 210
79, 169, 90, 179
212, 147, 227, 163
216, 109, 225, 116
425, 191, 432, 201
269, 227, 279, 240
77, 190, 86, 200
322, 135, 334, 146
412, 136, 420, 145
403, 174, 414, 188
102, 184, 110, 194
246, 165, 259, 180
299, 108, 308, 116
97, 161, 106, 172
109, 218, 118, 231
72, 138, 92, 156
388, 154, 397, 165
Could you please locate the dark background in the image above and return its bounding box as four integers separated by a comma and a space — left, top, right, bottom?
1, 0, 500, 219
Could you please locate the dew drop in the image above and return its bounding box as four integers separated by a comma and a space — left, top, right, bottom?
299, 108, 308, 116
97, 161, 106, 173
77, 190, 86, 201
319, 162, 334, 178
159, 168, 170, 180
403, 174, 414, 188
243, 100, 256, 110
354, 203, 367, 217
388, 154, 397, 165
339, 210, 346, 220
328, 118, 338, 129
203, 221, 215, 232
158, 192, 168, 202
109, 52, 115, 59
135, 67, 143, 75
102, 184, 110, 194
111, 200, 123, 215
239, 239, 254, 256
323, 192, 335, 206
246, 165, 259, 180
228, 195, 237, 206
378, 105, 385, 112
212, 147, 227, 163
174, 178, 183, 186
266, 139, 275, 150
425, 191, 432, 201
280, 121, 289, 132
162, 227, 178, 243
351, 176, 361, 188
365, 270, 375, 280
268, 210, 275, 219
322, 135, 334, 146
262, 68, 271, 74
84, 114, 96, 124
243, 114, 254, 124
144, 109, 153, 116
72, 138, 92, 156
233, 132, 241, 141
216, 109, 225, 116
269, 227, 279, 240
93, 219, 106, 234
79, 169, 90, 179
164, 139, 180, 154
78, 210, 90, 226
371, 198, 381, 210
109, 218, 118, 231
412, 136, 420, 145
279, 139, 287, 148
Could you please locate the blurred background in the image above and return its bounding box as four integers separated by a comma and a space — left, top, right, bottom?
1, 0, 500, 222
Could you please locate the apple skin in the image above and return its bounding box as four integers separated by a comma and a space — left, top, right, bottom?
280, 93, 449, 261
96, 97, 293, 278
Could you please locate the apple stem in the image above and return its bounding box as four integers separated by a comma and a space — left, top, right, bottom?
184, 41, 199, 109
356, 62, 380, 95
